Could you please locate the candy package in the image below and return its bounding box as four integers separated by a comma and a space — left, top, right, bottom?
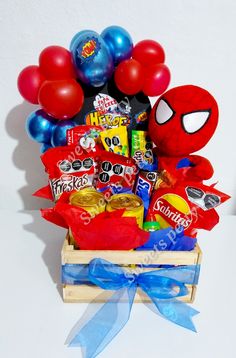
67, 125, 104, 152
100, 126, 129, 157
146, 182, 230, 236
131, 130, 154, 170
135, 170, 159, 216
96, 151, 137, 196
41, 146, 98, 201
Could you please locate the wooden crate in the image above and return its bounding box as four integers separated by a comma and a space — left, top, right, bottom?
61, 237, 202, 304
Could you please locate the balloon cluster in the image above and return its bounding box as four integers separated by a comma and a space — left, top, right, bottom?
17, 26, 171, 152
114, 40, 170, 96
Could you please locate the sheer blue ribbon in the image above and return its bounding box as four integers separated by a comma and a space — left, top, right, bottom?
63, 259, 200, 358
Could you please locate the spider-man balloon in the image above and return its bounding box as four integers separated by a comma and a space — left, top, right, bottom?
148, 85, 219, 183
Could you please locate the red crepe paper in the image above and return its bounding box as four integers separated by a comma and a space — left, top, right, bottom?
40, 191, 89, 229
33, 184, 53, 201
69, 209, 150, 250
40, 192, 149, 250
193, 208, 219, 232
40, 207, 68, 228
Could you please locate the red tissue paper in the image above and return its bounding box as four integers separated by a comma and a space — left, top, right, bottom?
40, 191, 150, 250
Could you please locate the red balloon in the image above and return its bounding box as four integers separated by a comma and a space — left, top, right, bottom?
114, 59, 144, 95
142, 64, 171, 97
17, 65, 45, 104
39, 46, 76, 80
132, 40, 165, 67
38, 79, 84, 119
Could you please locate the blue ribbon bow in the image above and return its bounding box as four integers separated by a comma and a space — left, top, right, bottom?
63, 259, 200, 358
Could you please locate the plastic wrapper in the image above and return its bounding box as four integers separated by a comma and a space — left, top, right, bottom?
96, 151, 137, 197
100, 126, 129, 157
135, 170, 158, 216
147, 182, 230, 236
41, 146, 98, 201
66, 125, 104, 152
131, 130, 154, 170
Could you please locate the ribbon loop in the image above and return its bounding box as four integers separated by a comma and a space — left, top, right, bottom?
66, 258, 200, 358
138, 274, 189, 299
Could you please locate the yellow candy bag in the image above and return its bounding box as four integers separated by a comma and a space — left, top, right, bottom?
100, 126, 129, 157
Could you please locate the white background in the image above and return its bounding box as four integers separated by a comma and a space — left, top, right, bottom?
0, 1, 236, 358
0, 0, 235, 213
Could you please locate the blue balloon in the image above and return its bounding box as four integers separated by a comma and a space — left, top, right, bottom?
26, 109, 56, 143
70, 30, 93, 50
70, 30, 114, 87
40, 143, 52, 154
101, 26, 133, 65
51, 120, 75, 147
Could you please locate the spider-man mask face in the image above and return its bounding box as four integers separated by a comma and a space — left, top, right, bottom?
148, 85, 219, 157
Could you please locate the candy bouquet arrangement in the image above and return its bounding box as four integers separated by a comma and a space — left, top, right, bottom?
17, 26, 230, 358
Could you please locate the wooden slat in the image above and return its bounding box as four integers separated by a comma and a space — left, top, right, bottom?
61, 238, 201, 266
63, 284, 196, 303
196, 244, 203, 265
61, 238, 201, 304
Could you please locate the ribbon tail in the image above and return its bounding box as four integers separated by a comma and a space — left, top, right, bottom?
67, 285, 136, 358
147, 294, 199, 332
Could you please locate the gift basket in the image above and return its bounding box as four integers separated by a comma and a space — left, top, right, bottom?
17, 26, 230, 358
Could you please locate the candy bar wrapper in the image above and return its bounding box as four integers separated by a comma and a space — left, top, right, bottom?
135, 170, 159, 216
131, 130, 155, 170
147, 182, 230, 237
